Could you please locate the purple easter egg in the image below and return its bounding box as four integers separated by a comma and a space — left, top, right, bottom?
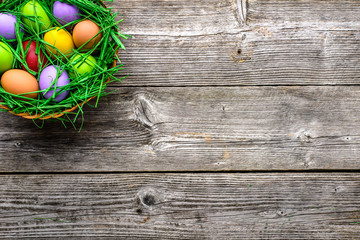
53, 1, 81, 26
0, 13, 17, 40
39, 65, 70, 102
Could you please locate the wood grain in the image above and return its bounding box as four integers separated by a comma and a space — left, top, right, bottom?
109, 0, 360, 86
1, 86, 360, 172
0, 173, 358, 239
0, 0, 359, 238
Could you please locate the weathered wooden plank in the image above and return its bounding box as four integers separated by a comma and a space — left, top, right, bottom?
1, 86, 360, 172
115, 0, 360, 35
0, 173, 358, 239
109, 0, 360, 86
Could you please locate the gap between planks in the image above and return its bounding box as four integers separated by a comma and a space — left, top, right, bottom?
110, 84, 360, 88
0, 169, 360, 175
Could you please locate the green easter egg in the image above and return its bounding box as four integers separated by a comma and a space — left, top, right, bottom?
0, 42, 14, 75
21, 0, 51, 32
70, 53, 97, 77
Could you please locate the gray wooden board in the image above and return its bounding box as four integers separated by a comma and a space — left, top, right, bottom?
1, 86, 360, 172
109, 0, 360, 86
0, 173, 359, 239
1, 0, 360, 238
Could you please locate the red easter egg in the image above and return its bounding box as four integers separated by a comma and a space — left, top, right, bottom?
21, 40, 47, 73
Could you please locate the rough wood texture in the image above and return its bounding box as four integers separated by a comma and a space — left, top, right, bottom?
0, 173, 359, 239
109, 0, 360, 86
1, 86, 360, 172
1, 0, 360, 239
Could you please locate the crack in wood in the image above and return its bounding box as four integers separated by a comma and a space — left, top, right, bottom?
236, 0, 247, 25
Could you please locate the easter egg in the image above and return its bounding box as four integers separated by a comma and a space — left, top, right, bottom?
0, 13, 17, 40
0, 41, 14, 75
39, 65, 70, 101
1, 69, 39, 99
44, 27, 74, 58
21, 40, 47, 73
53, 1, 81, 26
70, 53, 97, 77
72, 20, 102, 50
21, 0, 51, 32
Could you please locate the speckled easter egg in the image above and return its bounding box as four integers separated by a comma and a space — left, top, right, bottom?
0, 41, 14, 75
53, 1, 81, 26
72, 20, 102, 50
39, 65, 70, 102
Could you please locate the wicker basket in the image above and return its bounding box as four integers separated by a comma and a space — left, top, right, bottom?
0, 0, 119, 120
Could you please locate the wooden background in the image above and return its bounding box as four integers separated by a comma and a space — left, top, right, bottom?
0, 0, 360, 238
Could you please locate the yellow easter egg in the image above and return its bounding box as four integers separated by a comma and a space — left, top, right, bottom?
44, 27, 74, 58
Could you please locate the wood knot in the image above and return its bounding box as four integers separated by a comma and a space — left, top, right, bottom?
294, 129, 316, 143
133, 93, 157, 129
136, 187, 163, 210
142, 194, 156, 206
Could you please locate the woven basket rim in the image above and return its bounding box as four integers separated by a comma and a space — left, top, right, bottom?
0, 0, 119, 120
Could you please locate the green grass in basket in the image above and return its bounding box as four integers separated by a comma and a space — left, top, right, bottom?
0, 0, 129, 129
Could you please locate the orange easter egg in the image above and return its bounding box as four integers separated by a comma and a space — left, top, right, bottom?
1, 69, 39, 99
72, 20, 102, 50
